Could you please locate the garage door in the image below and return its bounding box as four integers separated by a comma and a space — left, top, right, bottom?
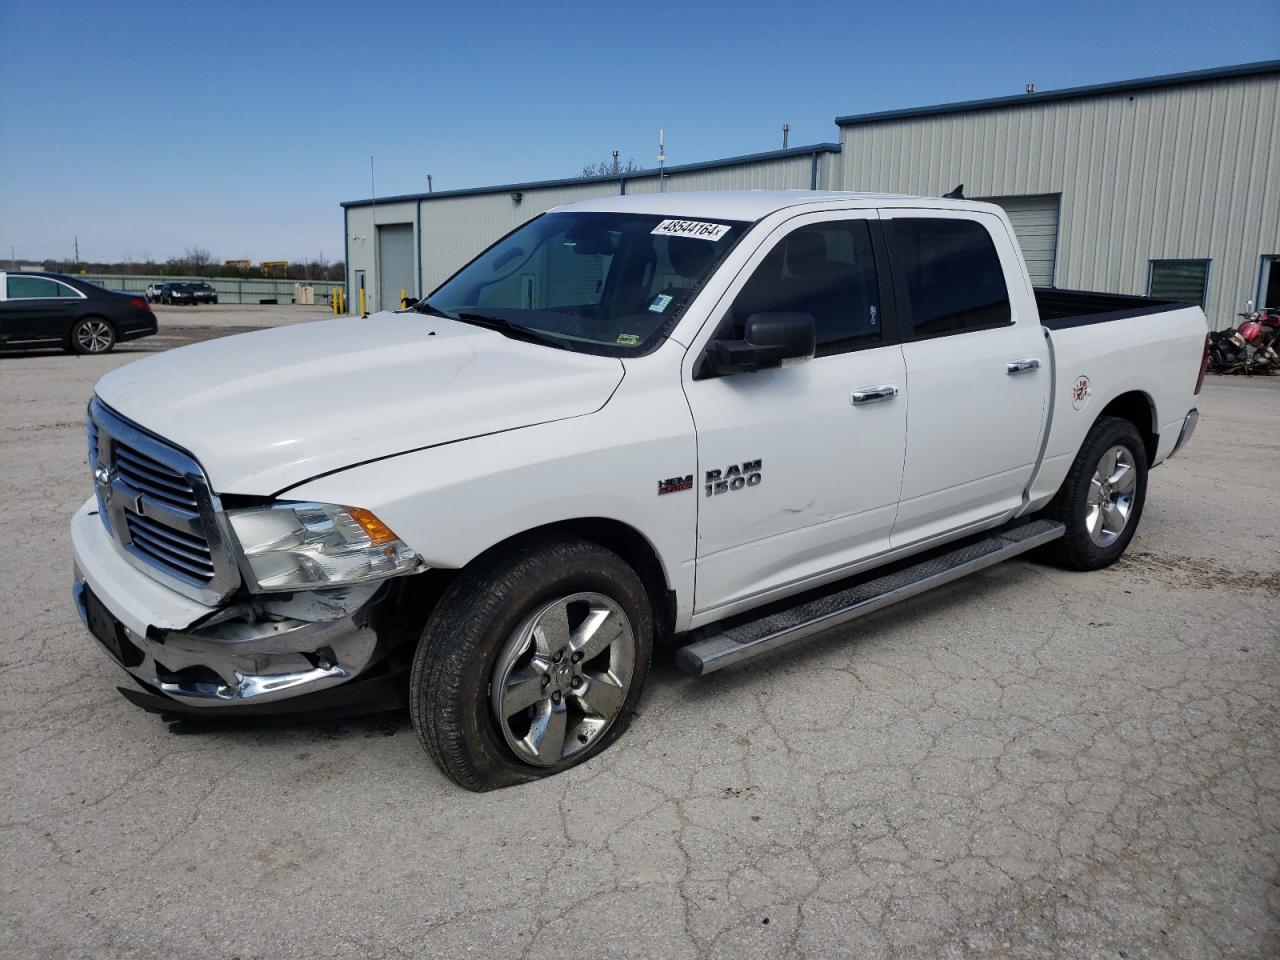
981, 194, 1060, 287
377, 223, 415, 311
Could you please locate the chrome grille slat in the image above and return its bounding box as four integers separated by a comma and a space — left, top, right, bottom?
87, 398, 240, 603
126, 513, 208, 550
115, 450, 193, 492
117, 474, 200, 512
114, 450, 200, 509
126, 527, 216, 572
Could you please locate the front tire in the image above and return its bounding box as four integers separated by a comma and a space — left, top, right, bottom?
70, 317, 117, 354
410, 536, 653, 791
1042, 416, 1148, 570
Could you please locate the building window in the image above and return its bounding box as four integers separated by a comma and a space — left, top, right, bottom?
1148, 259, 1209, 307
1259, 256, 1280, 311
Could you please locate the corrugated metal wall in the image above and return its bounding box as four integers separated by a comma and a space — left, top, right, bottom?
839, 72, 1280, 328
82, 274, 343, 304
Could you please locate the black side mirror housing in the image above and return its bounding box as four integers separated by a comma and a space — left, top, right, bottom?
704, 312, 817, 375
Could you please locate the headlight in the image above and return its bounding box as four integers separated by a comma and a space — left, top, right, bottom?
228, 502, 423, 592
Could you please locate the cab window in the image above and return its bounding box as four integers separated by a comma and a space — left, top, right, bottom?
729, 220, 881, 356
888, 218, 1011, 337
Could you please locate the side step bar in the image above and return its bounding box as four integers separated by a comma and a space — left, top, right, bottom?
676, 519, 1065, 676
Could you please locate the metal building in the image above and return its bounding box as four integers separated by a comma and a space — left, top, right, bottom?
342, 144, 840, 312
343, 60, 1278, 328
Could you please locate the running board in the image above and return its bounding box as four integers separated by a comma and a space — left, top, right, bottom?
675, 519, 1065, 676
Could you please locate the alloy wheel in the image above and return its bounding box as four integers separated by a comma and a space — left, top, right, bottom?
490, 592, 635, 767
77, 320, 114, 353
1085, 445, 1137, 547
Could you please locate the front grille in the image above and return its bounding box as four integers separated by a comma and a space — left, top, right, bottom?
87, 398, 239, 603
125, 513, 216, 582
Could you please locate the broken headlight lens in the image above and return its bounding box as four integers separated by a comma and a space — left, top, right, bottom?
228, 502, 423, 592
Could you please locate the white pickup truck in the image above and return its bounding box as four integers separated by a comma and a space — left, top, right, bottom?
72, 191, 1209, 790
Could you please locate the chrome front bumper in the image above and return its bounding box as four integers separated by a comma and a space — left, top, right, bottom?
73, 573, 385, 708
71, 496, 390, 710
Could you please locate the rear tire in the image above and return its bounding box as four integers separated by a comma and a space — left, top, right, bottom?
410, 536, 653, 791
1042, 416, 1148, 570
70, 317, 116, 355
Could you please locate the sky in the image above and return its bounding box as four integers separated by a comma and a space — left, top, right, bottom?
0, 0, 1276, 265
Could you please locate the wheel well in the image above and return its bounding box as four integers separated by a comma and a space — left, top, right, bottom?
1097, 391, 1157, 462
530, 518, 677, 643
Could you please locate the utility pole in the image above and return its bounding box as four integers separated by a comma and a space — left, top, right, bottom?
657, 129, 666, 192
782, 123, 790, 150
611, 150, 620, 176
74, 236, 79, 263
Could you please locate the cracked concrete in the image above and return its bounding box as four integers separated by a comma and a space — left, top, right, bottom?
1, 321, 1277, 959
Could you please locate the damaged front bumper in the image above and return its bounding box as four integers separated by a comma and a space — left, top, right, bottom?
71, 497, 404, 715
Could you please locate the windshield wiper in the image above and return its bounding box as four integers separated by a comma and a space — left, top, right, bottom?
447, 311, 571, 350
412, 302, 456, 320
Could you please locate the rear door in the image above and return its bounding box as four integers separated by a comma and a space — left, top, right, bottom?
882, 209, 1050, 547
1, 275, 79, 344
683, 209, 908, 617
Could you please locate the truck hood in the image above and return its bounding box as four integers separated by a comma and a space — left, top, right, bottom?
94, 311, 624, 494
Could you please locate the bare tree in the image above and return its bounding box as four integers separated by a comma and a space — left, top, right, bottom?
184, 246, 213, 270
580, 157, 644, 177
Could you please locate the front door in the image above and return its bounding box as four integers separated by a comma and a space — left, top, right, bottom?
882, 210, 1050, 547
683, 211, 908, 618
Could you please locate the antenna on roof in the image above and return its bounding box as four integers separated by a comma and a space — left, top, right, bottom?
942, 183, 965, 199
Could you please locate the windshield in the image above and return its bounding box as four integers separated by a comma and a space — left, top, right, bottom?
423, 211, 749, 355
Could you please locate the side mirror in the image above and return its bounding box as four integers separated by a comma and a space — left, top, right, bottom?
706, 312, 816, 375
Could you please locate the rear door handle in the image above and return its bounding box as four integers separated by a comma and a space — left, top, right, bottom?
1006, 358, 1041, 375
850, 385, 899, 405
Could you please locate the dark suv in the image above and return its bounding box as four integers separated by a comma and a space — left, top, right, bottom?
191, 282, 218, 304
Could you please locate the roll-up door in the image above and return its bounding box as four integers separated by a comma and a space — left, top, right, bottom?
377, 223, 415, 310
981, 194, 1060, 287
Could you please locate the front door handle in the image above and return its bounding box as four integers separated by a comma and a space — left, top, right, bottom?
851, 385, 899, 405
1006, 358, 1041, 375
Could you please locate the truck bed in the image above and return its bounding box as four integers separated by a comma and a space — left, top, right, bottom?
1035, 288, 1186, 330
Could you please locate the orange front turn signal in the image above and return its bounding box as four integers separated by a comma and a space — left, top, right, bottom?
346, 507, 399, 546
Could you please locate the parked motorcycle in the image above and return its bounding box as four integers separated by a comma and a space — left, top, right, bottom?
1207, 300, 1280, 375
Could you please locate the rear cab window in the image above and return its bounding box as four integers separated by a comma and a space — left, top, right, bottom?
887, 218, 1011, 338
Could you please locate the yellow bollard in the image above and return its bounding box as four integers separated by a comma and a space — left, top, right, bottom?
359, 287, 367, 317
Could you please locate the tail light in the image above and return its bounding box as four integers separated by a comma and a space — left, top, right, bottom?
1195, 332, 1209, 394
129, 296, 151, 312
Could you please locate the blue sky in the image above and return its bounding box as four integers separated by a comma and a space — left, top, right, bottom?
1, 0, 1275, 264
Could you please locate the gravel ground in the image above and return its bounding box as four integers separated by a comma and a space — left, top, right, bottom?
1, 315, 1277, 960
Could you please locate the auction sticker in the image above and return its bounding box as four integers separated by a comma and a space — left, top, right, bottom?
651, 219, 731, 241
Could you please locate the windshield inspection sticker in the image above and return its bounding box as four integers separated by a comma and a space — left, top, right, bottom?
616, 333, 641, 345
648, 293, 673, 314
651, 219, 731, 241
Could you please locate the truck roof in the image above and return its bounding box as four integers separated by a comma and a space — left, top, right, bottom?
556, 190, 1001, 221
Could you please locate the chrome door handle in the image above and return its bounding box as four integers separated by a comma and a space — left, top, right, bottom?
1006, 358, 1041, 374
850, 385, 899, 405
